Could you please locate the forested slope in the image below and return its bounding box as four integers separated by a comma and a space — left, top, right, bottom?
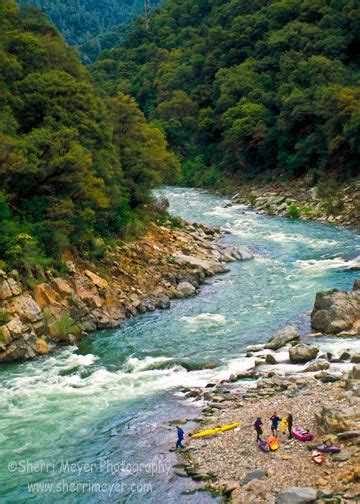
17, 0, 159, 62
93, 0, 360, 187
0, 0, 179, 273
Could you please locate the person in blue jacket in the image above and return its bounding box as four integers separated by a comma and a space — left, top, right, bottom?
270, 411, 281, 437
176, 426, 185, 449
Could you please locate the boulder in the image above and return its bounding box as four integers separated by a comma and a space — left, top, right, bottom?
7, 277, 22, 296
289, 344, 319, 363
351, 353, 360, 363
349, 364, 360, 380
0, 280, 12, 300
265, 326, 300, 350
303, 359, 330, 372
84, 270, 108, 289
242, 468, 267, 485
6, 317, 24, 337
172, 252, 228, 275
339, 351, 351, 361
223, 480, 239, 495
52, 278, 74, 297
265, 353, 278, 365
275, 487, 317, 504
311, 286, 360, 334
34, 283, 60, 308
314, 371, 341, 382
36, 338, 49, 355
315, 405, 360, 434
353, 279, 360, 290
346, 365, 360, 396
11, 295, 43, 323
176, 282, 196, 297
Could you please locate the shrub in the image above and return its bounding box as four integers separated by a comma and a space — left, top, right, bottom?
54, 315, 82, 338
248, 193, 257, 206
0, 327, 5, 343
287, 204, 301, 219
0, 310, 10, 324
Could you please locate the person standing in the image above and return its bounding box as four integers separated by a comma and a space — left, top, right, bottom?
254, 417, 263, 441
287, 413, 293, 439
176, 426, 185, 449
270, 412, 281, 437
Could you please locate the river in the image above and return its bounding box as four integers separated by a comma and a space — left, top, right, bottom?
1, 187, 360, 503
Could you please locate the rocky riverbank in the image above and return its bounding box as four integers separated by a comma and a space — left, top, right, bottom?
0, 218, 253, 363
229, 178, 360, 227
173, 282, 360, 503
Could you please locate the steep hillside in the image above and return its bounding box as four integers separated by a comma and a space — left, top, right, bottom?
17, 0, 159, 62
0, 0, 179, 275
93, 0, 360, 188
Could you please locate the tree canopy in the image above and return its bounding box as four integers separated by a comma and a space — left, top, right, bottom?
17, 0, 159, 63
0, 0, 179, 272
93, 0, 360, 186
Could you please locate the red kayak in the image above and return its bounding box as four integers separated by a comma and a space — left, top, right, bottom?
291, 426, 314, 441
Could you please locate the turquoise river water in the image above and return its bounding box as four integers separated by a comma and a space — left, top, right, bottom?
1, 187, 360, 503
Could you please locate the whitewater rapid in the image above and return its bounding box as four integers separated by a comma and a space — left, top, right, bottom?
1, 187, 360, 503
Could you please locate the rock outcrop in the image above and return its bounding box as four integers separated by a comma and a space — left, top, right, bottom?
315, 402, 360, 435
311, 281, 360, 335
0, 220, 253, 363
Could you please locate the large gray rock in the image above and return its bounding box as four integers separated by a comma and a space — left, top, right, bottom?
303, 359, 329, 372
172, 252, 228, 276
265, 326, 300, 350
311, 282, 360, 335
242, 468, 267, 485
275, 487, 317, 504
289, 343, 319, 363
176, 282, 196, 297
346, 364, 360, 396
314, 371, 341, 382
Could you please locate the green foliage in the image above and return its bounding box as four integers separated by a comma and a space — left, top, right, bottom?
17, 0, 159, 63
317, 179, 344, 215
54, 314, 82, 338
93, 0, 360, 184
287, 203, 301, 220
248, 193, 257, 207
155, 213, 183, 229
0, 1, 179, 274
0, 310, 10, 324
0, 327, 5, 343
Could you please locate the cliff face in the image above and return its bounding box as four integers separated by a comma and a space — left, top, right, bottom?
0, 220, 252, 363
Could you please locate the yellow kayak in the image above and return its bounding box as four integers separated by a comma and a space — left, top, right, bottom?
190, 421, 241, 438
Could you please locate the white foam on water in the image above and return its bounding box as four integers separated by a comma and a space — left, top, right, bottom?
204, 204, 240, 217
181, 313, 227, 326
122, 355, 173, 373
267, 232, 338, 248
295, 256, 360, 273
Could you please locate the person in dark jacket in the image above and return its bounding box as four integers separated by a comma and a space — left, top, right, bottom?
270, 412, 281, 437
254, 417, 263, 440
287, 413, 293, 439
176, 426, 185, 449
